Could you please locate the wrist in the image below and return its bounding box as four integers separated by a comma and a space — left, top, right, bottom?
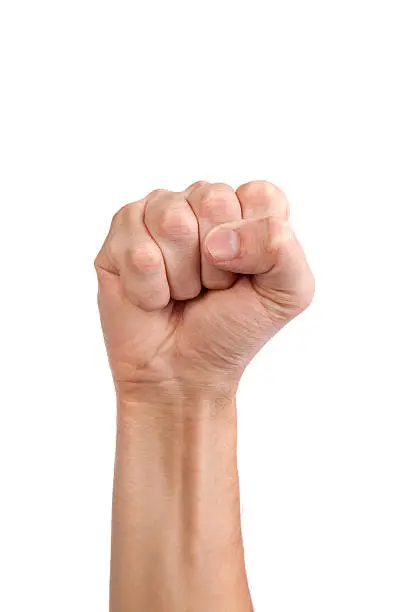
115, 383, 238, 473
115, 377, 238, 415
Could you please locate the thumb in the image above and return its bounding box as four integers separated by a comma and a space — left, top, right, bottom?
204, 216, 315, 318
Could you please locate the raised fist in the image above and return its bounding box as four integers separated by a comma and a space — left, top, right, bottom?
95, 181, 314, 398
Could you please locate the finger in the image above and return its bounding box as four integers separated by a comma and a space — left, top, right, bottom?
236, 180, 289, 220
204, 216, 314, 315
144, 190, 201, 300
96, 200, 170, 310
187, 183, 242, 289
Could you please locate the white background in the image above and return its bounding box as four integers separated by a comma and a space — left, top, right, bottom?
1, 1, 407, 610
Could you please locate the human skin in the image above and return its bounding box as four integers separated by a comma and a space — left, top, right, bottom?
95, 180, 314, 611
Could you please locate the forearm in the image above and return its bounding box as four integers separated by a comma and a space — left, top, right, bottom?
110, 384, 252, 612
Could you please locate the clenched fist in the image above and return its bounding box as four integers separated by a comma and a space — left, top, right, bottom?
95, 180, 314, 398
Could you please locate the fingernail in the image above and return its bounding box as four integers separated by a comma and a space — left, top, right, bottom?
206, 228, 240, 260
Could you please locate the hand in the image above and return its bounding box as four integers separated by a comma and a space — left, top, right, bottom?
95, 181, 314, 397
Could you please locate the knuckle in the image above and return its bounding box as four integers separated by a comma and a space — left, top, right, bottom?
147, 188, 168, 200
242, 180, 283, 199
118, 202, 136, 219
238, 181, 289, 217
113, 201, 142, 228
186, 180, 209, 193
157, 206, 197, 239
196, 183, 239, 219
210, 182, 234, 192
127, 244, 162, 273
